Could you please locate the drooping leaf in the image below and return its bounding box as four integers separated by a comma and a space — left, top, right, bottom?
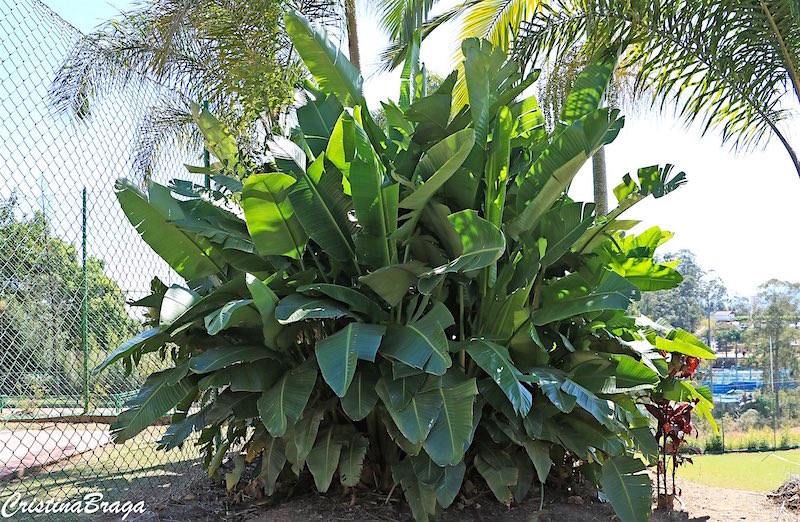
261, 437, 287, 496
341, 365, 380, 421
246, 274, 282, 349
359, 261, 429, 306
111, 364, 192, 442
316, 323, 386, 396
257, 362, 318, 437
242, 173, 307, 259
339, 433, 369, 486
115, 179, 224, 279
533, 271, 640, 325
189, 345, 276, 374
423, 376, 478, 466
298, 283, 388, 322
418, 210, 506, 294
204, 299, 259, 335
306, 427, 346, 492
285, 11, 363, 106
275, 294, 357, 324
380, 303, 454, 375
599, 456, 652, 522
465, 339, 532, 416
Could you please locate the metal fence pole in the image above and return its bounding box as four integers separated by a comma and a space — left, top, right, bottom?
82, 186, 89, 413
203, 100, 211, 190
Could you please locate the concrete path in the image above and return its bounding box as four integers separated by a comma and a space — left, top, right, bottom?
0, 427, 110, 479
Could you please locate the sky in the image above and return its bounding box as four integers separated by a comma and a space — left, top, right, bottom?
43, 0, 800, 298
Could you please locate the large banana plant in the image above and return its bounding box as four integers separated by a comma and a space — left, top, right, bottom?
99, 11, 714, 522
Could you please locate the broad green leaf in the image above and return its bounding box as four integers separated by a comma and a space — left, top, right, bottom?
242, 173, 307, 259
298, 283, 388, 322
257, 362, 317, 437
205, 390, 259, 424
297, 90, 343, 157
610, 257, 683, 291
533, 271, 640, 325
246, 274, 282, 349
291, 409, 325, 474
94, 328, 166, 375
485, 106, 512, 228
423, 377, 478, 466
655, 336, 716, 359
522, 440, 552, 483
392, 459, 437, 522
359, 261, 428, 306
418, 210, 506, 294
400, 129, 475, 210
261, 437, 287, 496
537, 202, 596, 268
275, 294, 357, 324
306, 427, 345, 492
288, 153, 356, 262
285, 11, 363, 106
610, 354, 660, 390
189, 345, 275, 374
377, 373, 426, 410
115, 179, 224, 279
341, 366, 380, 421
225, 454, 246, 492
560, 379, 616, 429
508, 108, 624, 239
190, 104, 238, 168
599, 456, 652, 522
559, 46, 618, 125
380, 303, 454, 375
204, 299, 259, 335
160, 285, 200, 326
465, 339, 531, 416
474, 452, 517, 505
228, 360, 284, 392
316, 323, 386, 396
339, 433, 369, 486
376, 380, 443, 444
434, 462, 466, 508
111, 364, 192, 442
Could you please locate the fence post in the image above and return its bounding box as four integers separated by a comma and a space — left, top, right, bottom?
82, 187, 89, 413
203, 100, 210, 190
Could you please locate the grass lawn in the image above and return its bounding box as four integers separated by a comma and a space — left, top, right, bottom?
678, 448, 800, 492
2, 426, 201, 521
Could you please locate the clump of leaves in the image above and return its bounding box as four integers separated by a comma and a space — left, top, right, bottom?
98, 11, 715, 522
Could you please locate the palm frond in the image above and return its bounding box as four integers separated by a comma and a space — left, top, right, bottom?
516, 0, 800, 175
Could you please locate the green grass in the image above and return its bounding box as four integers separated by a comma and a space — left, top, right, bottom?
2, 426, 201, 521
678, 448, 800, 492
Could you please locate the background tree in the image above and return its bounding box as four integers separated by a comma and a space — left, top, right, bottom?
516, 0, 800, 179
0, 196, 142, 397
747, 279, 800, 417
637, 250, 728, 333
51, 0, 340, 182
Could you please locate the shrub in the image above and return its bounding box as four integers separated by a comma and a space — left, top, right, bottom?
97, 11, 716, 522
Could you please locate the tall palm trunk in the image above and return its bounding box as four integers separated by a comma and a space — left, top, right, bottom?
344, 0, 361, 71
592, 146, 608, 215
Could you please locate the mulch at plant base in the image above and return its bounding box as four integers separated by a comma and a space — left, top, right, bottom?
768, 475, 800, 511
124, 465, 703, 522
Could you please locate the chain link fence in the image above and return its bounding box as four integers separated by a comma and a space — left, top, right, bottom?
0, 0, 206, 515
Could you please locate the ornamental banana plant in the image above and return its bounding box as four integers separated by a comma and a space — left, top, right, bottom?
98, 11, 714, 522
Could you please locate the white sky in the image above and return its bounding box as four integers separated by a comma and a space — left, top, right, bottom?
46, 0, 800, 298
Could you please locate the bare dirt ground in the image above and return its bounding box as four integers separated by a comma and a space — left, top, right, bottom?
125, 473, 800, 522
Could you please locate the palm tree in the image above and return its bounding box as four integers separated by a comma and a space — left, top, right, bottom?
516, 0, 800, 179
50, 0, 339, 181
376, 0, 634, 213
